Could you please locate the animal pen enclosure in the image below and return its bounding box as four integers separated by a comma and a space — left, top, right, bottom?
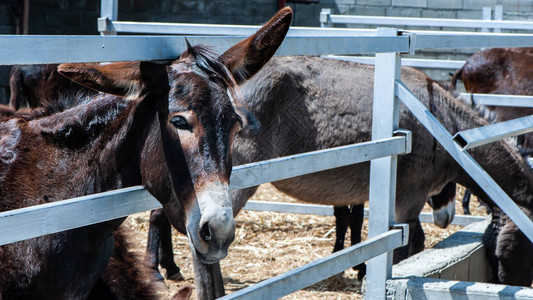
1, 0, 533, 299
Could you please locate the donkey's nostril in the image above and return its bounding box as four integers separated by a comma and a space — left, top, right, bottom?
200, 222, 212, 242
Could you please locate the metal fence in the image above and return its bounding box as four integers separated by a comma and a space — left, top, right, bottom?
319, 6, 533, 70
1, 7, 412, 300
1, 1, 533, 299
319, 7, 533, 32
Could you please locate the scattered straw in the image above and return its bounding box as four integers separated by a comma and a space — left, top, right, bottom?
124, 183, 487, 299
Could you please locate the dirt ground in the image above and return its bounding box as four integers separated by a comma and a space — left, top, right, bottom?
124, 183, 488, 299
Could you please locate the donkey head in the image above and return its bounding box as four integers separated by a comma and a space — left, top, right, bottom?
58, 7, 292, 264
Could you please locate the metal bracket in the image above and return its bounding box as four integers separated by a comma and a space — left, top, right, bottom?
393, 223, 409, 247
97, 17, 116, 35
400, 31, 417, 55
319, 8, 332, 27
394, 129, 412, 154
453, 115, 533, 150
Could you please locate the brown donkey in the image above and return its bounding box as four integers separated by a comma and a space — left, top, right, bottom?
452, 47, 533, 154
0, 7, 291, 299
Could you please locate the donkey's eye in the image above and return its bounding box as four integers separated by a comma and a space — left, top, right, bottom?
171, 116, 192, 131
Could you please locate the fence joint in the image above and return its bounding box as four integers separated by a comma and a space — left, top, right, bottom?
394, 129, 412, 154
392, 223, 410, 247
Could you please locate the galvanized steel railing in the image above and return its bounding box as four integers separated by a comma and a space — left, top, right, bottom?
1, 1, 533, 299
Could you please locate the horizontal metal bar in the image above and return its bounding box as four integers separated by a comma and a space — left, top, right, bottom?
461, 93, 533, 107
243, 201, 333, 216
0, 136, 407, 245
106, 21, 533, 51
411, 31, 533, 49
0, 186, 161, 246
244, 201, 485, 226
328, 14, 533, 30
230, 136, 409, 190
417, 211, 486, 226
325, 55, 465, 69
391, 277, 533, 300
106, 20, 377, 37
220, 229, 404, 300
0, 35, 242, 64
396, 80, 533, 244
277, 36, 410, 55
0, 34, 410, 65
454, 115, 533, 150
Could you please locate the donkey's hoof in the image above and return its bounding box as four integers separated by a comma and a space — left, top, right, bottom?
353, 263, 366, 281
166, 270, 185, 281
151, 269, 165, 282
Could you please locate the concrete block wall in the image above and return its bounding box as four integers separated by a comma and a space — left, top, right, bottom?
392, 218, 492, 282
1, 0, 532, 103
383, 218, 533, 300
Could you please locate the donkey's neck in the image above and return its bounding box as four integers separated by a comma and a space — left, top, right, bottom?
431, 82, 533, 208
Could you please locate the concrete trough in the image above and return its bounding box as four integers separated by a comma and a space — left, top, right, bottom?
381, 217, 533, 299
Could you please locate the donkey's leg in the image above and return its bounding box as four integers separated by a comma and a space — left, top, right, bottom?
192, 258, 225, 300
147, 209, 163, 281
333, 206, 350, 252
482, 214, 501, 284
349, 204, 366, 280
408, 219, 425, 257
462, 190, 471, 215
186, 186, 259, 300
394, 192, 428, 263
495, 219, 533, 286
146, 209, 172, 281
394, 220, 425, 262
158, 212, 183, 281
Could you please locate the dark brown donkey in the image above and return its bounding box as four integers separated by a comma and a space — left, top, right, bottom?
0, 7, 291, 299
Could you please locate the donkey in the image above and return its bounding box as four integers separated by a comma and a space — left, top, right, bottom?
212, 57, 531, 289
9, 63, 93, 110
230, 56, 533, 287
0, 7, 292, 299
452, 47, 533, 154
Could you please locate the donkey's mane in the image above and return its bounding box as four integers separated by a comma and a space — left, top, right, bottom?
0, 91, 97, 122
186, 45, 247, 109
187, 45, 238, 89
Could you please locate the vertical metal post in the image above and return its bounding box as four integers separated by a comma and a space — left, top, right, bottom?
482, 7, 492, 32
366, 28, 401, 300
320, 9, 332, 28
494, 5, 503, 33
99, 0, 118, 35
23, 0, 29, 35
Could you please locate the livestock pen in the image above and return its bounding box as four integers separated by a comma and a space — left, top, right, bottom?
2, 1, 533, 299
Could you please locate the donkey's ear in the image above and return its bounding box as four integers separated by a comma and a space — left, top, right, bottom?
219, 7, 292, 84
57, 62, 143, 98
